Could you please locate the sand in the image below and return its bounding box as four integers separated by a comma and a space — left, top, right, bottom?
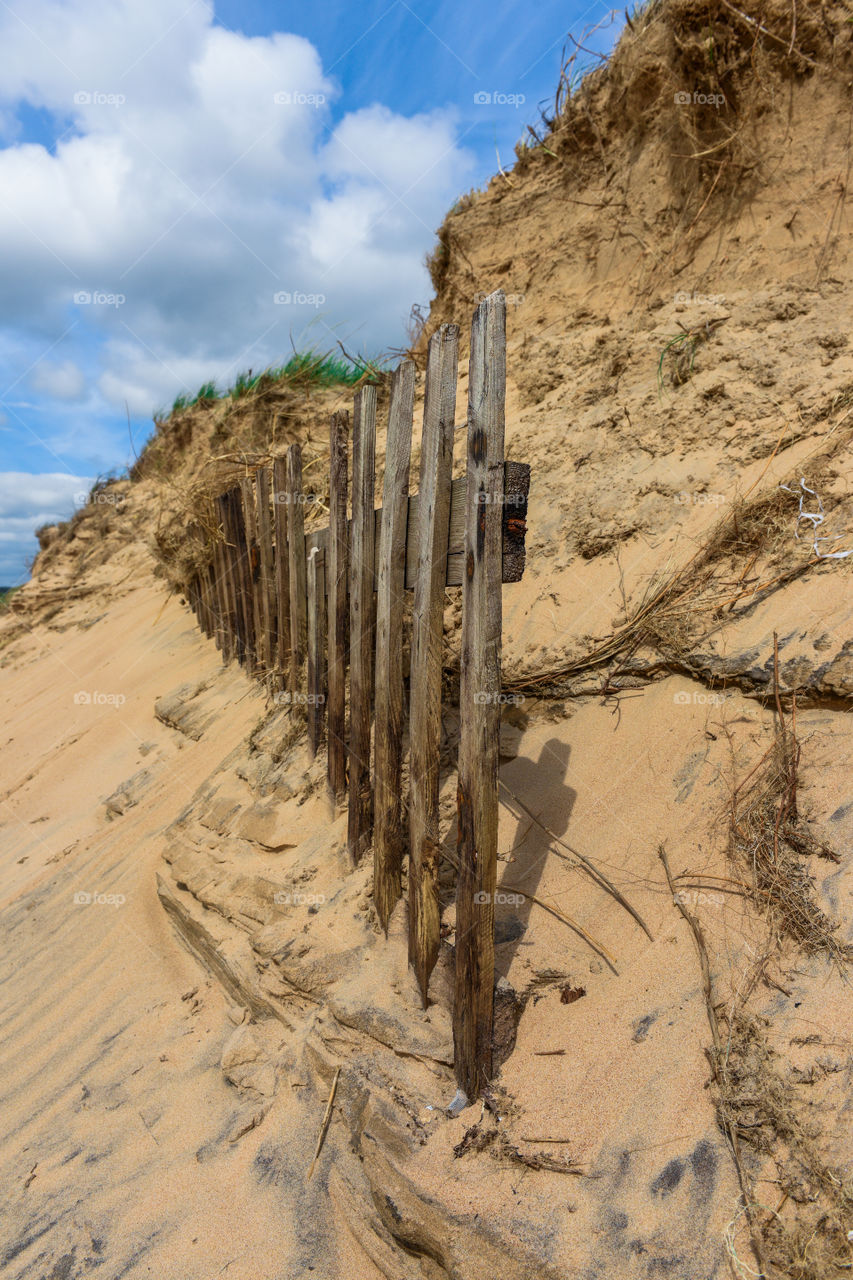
3, 1, 853, 1276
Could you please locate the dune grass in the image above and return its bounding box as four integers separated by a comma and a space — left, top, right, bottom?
161, 349, 386, 420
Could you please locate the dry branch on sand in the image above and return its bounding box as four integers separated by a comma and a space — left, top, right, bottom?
506, 423, 853, 696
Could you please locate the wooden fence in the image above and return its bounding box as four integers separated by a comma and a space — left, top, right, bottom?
185, 290, 529, 1098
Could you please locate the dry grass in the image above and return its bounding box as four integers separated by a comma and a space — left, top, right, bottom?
717, 1011, 853, 1280
730, 740, 849, 963
715, 641, 853, 1277
136, 372, 359, 594
506, 420, 853, 696
506, 484, 804, 694
664, 769, 852, 1280
514, 0, 843, 194
729, 636, 851, 964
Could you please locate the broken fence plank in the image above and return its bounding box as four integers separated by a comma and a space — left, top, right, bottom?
404, 462, 528, 588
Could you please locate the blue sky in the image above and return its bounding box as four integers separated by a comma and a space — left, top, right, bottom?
0, 0, 620, 584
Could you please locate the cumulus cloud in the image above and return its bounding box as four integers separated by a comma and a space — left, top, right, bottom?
31, 359, 86, 400
0, 0, 473, 408
0, 471, 92, 582
0, 1, 475, 578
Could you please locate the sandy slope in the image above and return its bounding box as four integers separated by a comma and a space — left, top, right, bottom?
0, 576, 382, 1279
3, 2, 853, 1277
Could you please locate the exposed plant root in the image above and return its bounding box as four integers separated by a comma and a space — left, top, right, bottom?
505, 421, 853, 696
729, 635, 851, 964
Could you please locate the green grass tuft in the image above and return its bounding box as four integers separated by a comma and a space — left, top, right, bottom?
193, 381, 218, 404
158, 347, 387, 421
226, 349, 387, 400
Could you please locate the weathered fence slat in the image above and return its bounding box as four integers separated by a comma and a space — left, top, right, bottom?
454, 290, 506, 1099
188, 574, 199, 624
373, 360, 415, 931
211, 541, 228, 656
306, 542, 327, 757
347, 385, 378, 864
408, 323, 459, 1005
272, 455, 291, 687
221, 490, 249, 669
213, 498, 234, 662
204, 565, 217, 642
286, 444, 308, 703
191, 571, 204, 634
187, 294, 523, 1101
232, 486, 256, 676
404, 463, 529, 588
327, 411, 349, 800
207, 559, 221, 652
255, 466, 275, 674
200, 568, 212, 639
240, 476, 263, 674
200, 574, 211, 637
190, 574, 201, 630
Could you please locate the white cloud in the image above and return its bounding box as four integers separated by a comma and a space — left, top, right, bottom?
0, 470, 92, 581
0, 0, 473, 422
31, 359, 86, 400
325, 104, 464, 199
0, 471, 91, 519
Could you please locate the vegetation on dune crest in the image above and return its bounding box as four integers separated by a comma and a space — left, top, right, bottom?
426, 0, 852, 348
161, 348, 388, 423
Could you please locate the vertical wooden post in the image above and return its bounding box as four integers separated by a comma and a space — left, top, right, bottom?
204, 564, 217, 643
213, 501, 228, 659
255, 466, 276, 676
286, 444, 308, 705
347, 385, 377, 864
454, 290, 506, 1100
214, 510, 234, 663
199, 574, 210, 635
306, 541, 327, 757
272, 455, 291, 689
408, 324, 459, 1004
327, 411, 349, 800
188, 574, 199, 622
207, 558, 221, 652
211, 551, 226, 656
373, 360, 416, 930
240, 475, 263, 674
195, 567, 207, 634
218, 491, 245, 667
230, 486, 255, 674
